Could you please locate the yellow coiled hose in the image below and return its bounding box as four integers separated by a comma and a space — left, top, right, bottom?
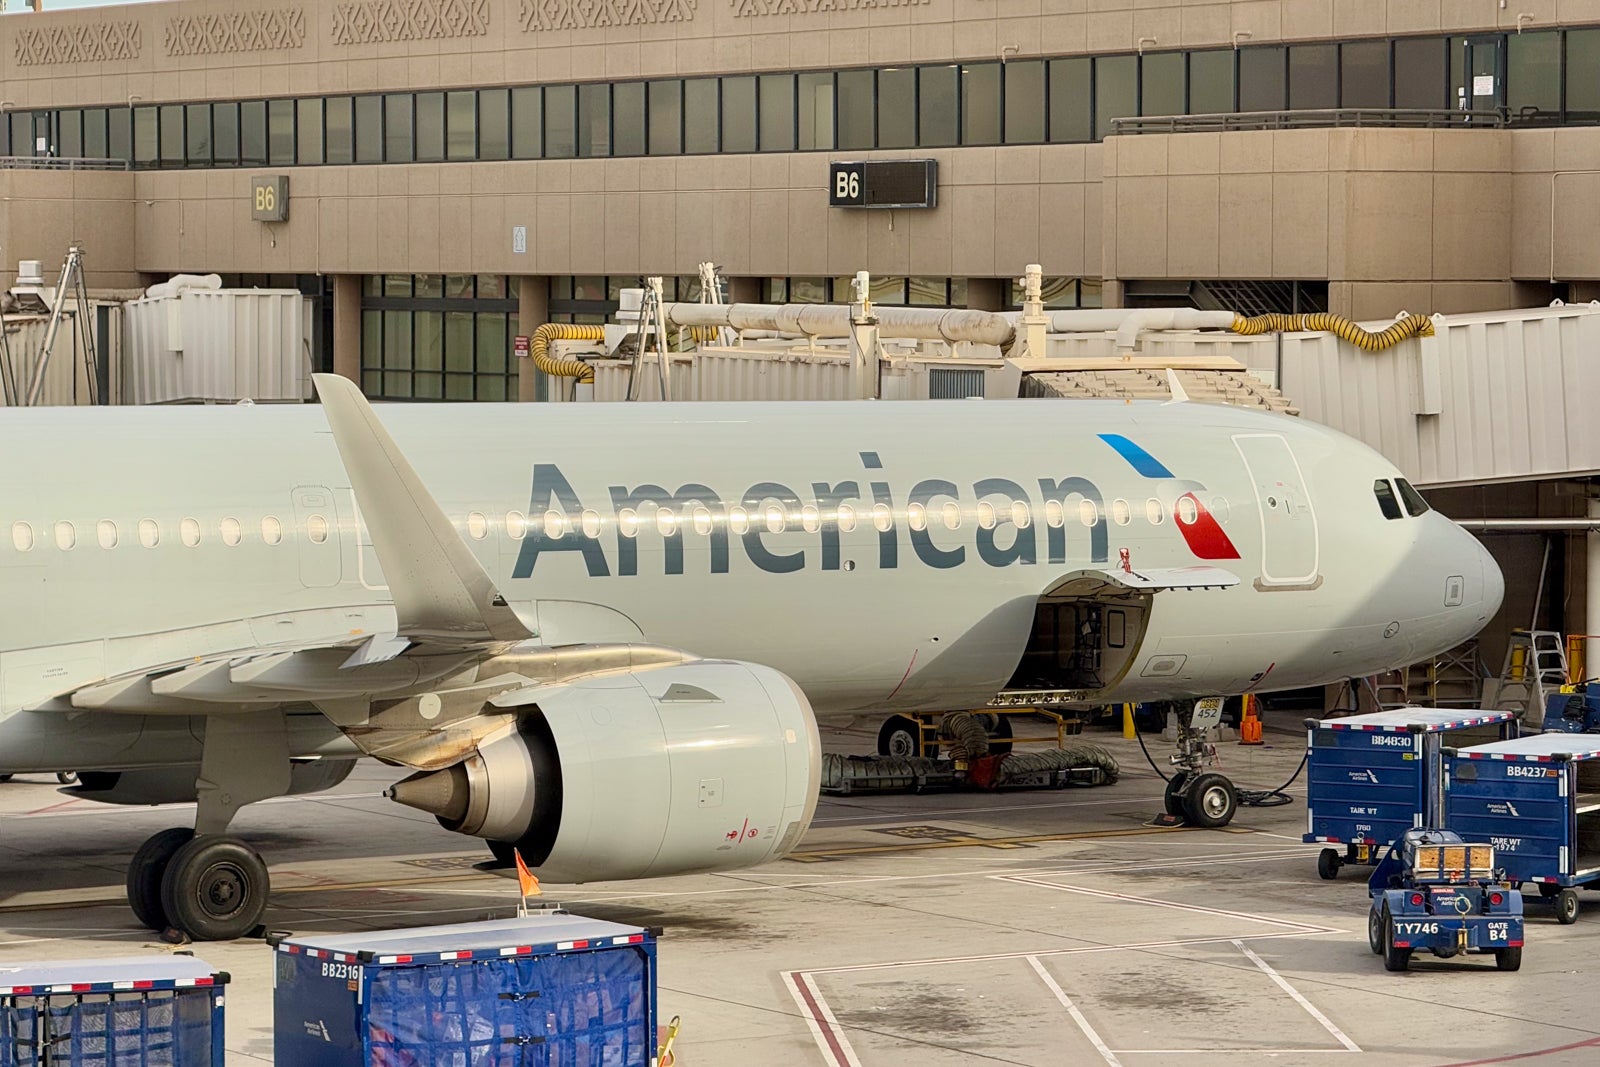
1230, 312, 1435, 351
530, 323, 606, 383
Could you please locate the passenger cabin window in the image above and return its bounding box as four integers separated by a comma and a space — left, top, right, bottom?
505, 511, 527, 540
11, 521, 33, 552
139, 518, 160, 548
1111, 498, 1132, 526
180, 517, 202, 547
1396, 479, 1431, 517
581, 510, 602, 538
262, 516, 283, 545
466, 512, 488, 540
1373, 479, 1403, 520
1146, 498, 1165, 525
307, 515, 330, 544
54, 521, 76, 550
97, 520, 118, 549
221, 517, 243, 546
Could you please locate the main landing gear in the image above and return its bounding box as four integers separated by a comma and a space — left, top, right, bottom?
125, 711, 291, 941
1160, 698, 1239, 828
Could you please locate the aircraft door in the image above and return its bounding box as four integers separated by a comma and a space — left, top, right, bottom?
1232, 434, 1320, 588
290, 485, 343, 588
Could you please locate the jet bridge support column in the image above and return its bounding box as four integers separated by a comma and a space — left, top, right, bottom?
1589, 494, 1600, 680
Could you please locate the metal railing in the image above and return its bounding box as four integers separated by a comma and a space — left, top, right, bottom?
0, 156, 129, 171
1110, 108, 1506, 135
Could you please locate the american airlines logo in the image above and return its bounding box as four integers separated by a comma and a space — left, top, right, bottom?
512, 439, 1239, 579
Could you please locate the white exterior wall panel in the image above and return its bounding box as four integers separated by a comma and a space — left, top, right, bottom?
123, 290, 308, 405
0, 305, 119, 408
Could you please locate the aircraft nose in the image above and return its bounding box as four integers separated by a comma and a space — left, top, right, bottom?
1475, 532, 1504, 621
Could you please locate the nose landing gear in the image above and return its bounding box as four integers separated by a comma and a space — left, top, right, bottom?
1157, 697, 1240, 828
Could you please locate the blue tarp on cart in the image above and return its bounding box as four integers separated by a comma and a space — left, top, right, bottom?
0, 956, 227, 1067
273, 914, 658, 1067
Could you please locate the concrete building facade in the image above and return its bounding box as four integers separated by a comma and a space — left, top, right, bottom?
6, 0, 1600, 396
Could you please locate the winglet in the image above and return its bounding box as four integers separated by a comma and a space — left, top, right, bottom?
1163, 368, 1190, 405
313, 374, 532, 645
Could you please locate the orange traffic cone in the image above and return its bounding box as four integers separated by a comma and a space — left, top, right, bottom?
1239, 695, 1264, 745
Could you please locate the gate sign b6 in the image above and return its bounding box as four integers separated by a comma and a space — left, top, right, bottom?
251, 175, 289, 222
829, 160, 937, 209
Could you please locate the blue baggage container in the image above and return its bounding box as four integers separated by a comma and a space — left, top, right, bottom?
1445, 733, 1600, 924
272, 914, 659, 1067
0, 956, 227, 1067
1304, 708, 1518, 879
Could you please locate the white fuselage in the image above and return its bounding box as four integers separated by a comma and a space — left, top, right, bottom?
0, 398, 1499, 771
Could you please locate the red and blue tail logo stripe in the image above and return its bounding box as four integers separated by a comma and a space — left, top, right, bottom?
1097, 434, 1241, 561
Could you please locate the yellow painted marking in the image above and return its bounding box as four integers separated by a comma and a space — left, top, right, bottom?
787, 823, 1252, 862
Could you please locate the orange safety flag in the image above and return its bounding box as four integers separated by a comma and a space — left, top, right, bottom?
514, 849, 541, 898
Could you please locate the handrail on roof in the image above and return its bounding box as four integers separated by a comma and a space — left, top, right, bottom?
1110, 108, 1507, 135
0, 156, 129, 171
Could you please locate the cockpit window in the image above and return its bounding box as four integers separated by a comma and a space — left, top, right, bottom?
1373, 479, 1402, 520
1396, 478, 1430, 517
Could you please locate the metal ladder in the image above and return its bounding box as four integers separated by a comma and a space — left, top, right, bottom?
1486, 630, 1568, 725
624, 276, 672, 401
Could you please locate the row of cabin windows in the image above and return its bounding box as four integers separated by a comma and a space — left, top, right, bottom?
466, 494, 1230, 542
1372, 479, 1431, 520
10, 515, 323, 552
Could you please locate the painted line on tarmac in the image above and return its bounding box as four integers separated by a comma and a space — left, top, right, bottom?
1026, 955, 1124, 1067
811, 793, 1165, 824
1235, 939, 1361, 1051
1433, 1037, 1600, 1065
789, 823, 1253, 861
996, 874, 1338, 934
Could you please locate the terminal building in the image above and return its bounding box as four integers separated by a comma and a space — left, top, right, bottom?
0, 0, 1597, 699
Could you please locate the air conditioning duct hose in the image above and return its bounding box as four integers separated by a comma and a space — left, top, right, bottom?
530, 323, 606, 383
1230, 312, 1435, 351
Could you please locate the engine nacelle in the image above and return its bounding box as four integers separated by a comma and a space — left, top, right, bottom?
387, 660, 820, 882
68, 758, 358, 806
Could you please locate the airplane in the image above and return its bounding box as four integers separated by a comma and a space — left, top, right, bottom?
0, 374, 1501, 940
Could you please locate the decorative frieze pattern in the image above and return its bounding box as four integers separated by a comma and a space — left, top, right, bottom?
332, 0, 491, 44
13, 20, 141, 66
732, 0, 927, 16
520, 0, 696, 31
165, 10, 308, 56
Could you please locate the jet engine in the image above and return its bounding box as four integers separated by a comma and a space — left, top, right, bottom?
386, 660, 821, 882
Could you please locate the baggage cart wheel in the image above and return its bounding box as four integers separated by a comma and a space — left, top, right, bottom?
1495, 946, 1522, 972
1182, 773, 1238, 829
1367, 907, 1383, 954
1162, 773, 1192, 817
1318, 848, 1341, 881
1381, 906, 1410, 972
1556, 888, 1580, 925
877, 715, 922, 759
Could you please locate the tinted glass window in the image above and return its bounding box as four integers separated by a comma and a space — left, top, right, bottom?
1396, 479, 1430, 516
648, 80, 682, 155
512, 87, 541, 159
1049, 57, 1091, 141
479, 89, 509, 160
1570, 30, 1600, 122
268, 99, 295, 164
1238, 46, 1287, 111
159, 104, 184, 165
878, 67, 915, 148
1141, 52, 1185, 117
962, 62, 1001, 143
684, 78, 718, 153
920, 64, 959, 146
213, 103, 239, 164
385, 94, 413, 162
722, 76, 756, 152
58, 109, 83, 158
325, 96, 353, 164
577, 83, 609, 157
1, 112, 13, 156
1289, 44, 1337, 109
109, 107, 132, 162
1340, 40, 1391, 108
133, 106, 158, 165
545, 85, 576, 158
415, 92, 445, 161
1394, 37, 1448, 109
238, 100, 265, 164
297, 97, 323, 165
84, 108, 109, 158
354, 95, 382, 162
185, 104, 210, 165
613, 82, 645, 156
1094, 55, 1136, 138
837, 70, 875, 150
1373, 480, 1402, 520
1507, 31, 1560, 121
760, 74, 795, 151
1189, 49, 1234, 113
797, 72, 833, 150
1005, 60, 1045, 143
447, 91, 475, 160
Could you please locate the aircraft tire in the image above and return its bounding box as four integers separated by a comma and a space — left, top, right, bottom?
1163, 773, 1191, 817
1182, 773, 1237, 829
127, 828, 195, 931
877, 716, 922, 759
986, 715, 1014, 756
160, 836, 270, 941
